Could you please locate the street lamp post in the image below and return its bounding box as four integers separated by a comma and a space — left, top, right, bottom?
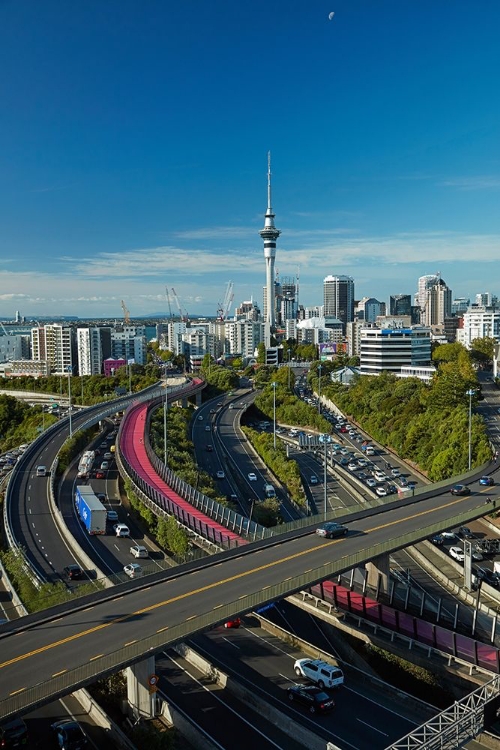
66, 365, 73, 438
318, 364, 322, 414
163, 376, 168, 467
467, 388, 476, 470
323, 438, 328, 518
272, 381, 277, 450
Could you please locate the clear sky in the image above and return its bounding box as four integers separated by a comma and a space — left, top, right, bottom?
1, 0, 499, 320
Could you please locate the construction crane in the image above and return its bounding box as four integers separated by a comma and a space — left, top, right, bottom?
216, 281, 234, 322
121, 299, 131, 325
165, 287, 174, 321
171, 287, 188, 323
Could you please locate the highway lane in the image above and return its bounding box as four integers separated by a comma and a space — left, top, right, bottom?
191, 617, 420, 750
0, 483, 494, 714
157, 646, 305, 750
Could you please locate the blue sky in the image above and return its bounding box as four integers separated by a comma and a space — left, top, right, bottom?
1, 0, 499, 320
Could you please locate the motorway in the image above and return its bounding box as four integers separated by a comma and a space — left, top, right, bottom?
0, 474, 495, 717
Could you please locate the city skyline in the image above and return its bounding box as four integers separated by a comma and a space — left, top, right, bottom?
1, 1, 499, 319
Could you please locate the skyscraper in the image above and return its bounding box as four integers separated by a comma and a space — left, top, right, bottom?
390, 294, 411, 317
323, 275, 354, 331
259, 152, 280, 347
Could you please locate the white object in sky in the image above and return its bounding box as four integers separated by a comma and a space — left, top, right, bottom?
328, 11, 335, 20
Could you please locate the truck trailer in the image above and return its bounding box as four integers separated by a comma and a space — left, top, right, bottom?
75, 486, 107, 535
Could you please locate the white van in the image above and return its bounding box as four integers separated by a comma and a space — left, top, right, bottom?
36, 466, 46, 477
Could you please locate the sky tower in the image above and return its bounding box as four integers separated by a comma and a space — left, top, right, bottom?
259, 152, 281, 347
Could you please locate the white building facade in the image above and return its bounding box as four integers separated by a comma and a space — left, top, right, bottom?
360, 326, 432, 376
456, 307, 500, 349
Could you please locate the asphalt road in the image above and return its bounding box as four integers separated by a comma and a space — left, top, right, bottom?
0, 476, 496, 714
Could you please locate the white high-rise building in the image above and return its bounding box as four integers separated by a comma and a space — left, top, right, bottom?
225, 320, 264, 359
259, 153, 281, 347
77, 328, 103, 376
31, 324, 73, 375
111, 326, 146, 364
420, 277, 452, 327
415, 274, 440, 310
323, 275, 354, 331
456, 307, 500, 349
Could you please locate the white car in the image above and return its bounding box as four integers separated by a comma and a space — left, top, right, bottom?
197, 414, 203, 421
100, 461, 109, 471
248, 472, 257, 481
391, 468, 400, 477
205, 425, 211, 431
366, 478, 377, 488
113, 523, 130, 538
294, 659, 344, 689
130, 545, 148, 559
449, 546, 465, 563
123, 563, 142, 578
216, 470, 225, 479
375, 486, 388, 497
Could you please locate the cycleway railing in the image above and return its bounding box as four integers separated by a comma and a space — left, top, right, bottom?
116, 384, 274, 548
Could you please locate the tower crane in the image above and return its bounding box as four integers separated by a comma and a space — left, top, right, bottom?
217, 281, 234, 322
171, 288, 188, 323
121, 299, 131, 325
165, 287, 174, 321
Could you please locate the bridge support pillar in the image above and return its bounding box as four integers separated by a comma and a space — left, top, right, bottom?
365, 554, 390, 594
195, 391, 202, 407
126, 656, 156, 719
181, 397, 188, 408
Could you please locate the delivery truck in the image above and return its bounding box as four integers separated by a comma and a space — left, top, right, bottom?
75, 485, 107, 535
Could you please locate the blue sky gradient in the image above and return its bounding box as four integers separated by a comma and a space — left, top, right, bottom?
1, 0, 499, 319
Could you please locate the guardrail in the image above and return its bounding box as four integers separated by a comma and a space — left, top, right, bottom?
0, 501, 491, 720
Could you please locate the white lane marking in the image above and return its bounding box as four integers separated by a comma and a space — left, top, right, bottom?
165, 653, 287, 749
356, 718, 389, 736
221, 636, 240, 649
344, 685, 419, 725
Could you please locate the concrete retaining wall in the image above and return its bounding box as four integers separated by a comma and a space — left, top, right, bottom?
73, 689, 137, 750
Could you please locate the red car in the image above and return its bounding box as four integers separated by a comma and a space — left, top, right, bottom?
224, 618, 241, 629
95, 470, 105, 479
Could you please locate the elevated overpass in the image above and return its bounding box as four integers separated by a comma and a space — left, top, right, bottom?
0, 480, 495, 720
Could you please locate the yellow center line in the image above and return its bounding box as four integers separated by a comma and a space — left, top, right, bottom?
0, 494, 478, 672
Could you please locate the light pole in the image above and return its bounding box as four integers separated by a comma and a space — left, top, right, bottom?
272, 381, 277, 450
66, 365, 73, 438
467, 388, 476, 470
163, 375, 168, 466
318, 363, 322, 414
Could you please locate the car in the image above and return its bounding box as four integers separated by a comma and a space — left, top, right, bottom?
310, 475, 319, 485
95, 470, 105, 479
449, 546, 465, 562
451, 484, 470, 496
293, 658, 344, 689
100, 461, 109, 470
210, 409, 217, 414
248, 472, 257, 481
103, 452, 113, 460
347, 462, 358, 471
440, 530, 456, 539
340, 447, 349, 455
316, 522, 348, 539
374, 471, 387, 482
96, 493, 107, 502
197, 415, 203, 421
99, 442, 107, 448
204, 424, 211, 432
375, 486, 388, 497
123, 563, 143, 578
205, 445, 213, 452
391, 468, 400, 477
471, 549, 484, 561
430, 533, 445, 546
113, 523, 130, 537
224, 617, 241, 628
357, 471, 368, 481
480, 476, 495, 486
366, 478, 377, 488
459, 526, 474, 539
386, 484, 398, 495
51, 720, 88, 749
0, 717, 28, 747
287, 684, 335, 714
130, 545, 148, 559
398, 476, 409, 487
36, 465, 46, 477
216, 470, 225, 479
473, 567, 500, 588
106, 510, 119, 522
63, 564, 84, 580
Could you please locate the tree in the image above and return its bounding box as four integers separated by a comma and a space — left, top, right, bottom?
471, 337, 496, 366
256, 342, 266, 364
432, 342, 465, 363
